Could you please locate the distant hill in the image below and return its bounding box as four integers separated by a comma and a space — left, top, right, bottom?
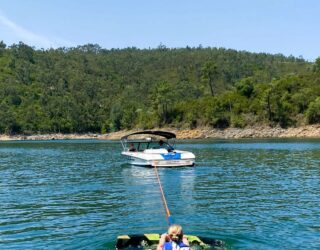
0, 41, 319, 134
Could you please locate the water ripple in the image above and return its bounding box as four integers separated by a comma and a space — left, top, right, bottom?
1, 139, 320, 249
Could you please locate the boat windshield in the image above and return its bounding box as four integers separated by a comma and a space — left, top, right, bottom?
123, 139, 174, 152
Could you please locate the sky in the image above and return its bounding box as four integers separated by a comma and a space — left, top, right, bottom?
0, 0, 319, 61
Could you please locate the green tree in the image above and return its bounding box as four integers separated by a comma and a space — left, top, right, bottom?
314, 57, 320, 73
0, 103, 20, 134
201, 61, 219, 96
235, 77, 255, 98
152, 81, 176, 125
306, 97, 320, 124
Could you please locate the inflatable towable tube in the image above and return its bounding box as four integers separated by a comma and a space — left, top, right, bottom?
116, 234, 224, 249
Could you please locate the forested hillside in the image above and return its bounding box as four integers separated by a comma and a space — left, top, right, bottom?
0, 41, 319, 134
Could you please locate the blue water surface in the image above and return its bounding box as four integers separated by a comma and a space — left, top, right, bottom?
0, 139, 320, 249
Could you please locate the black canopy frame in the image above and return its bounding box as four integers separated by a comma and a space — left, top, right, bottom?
121, 130, 176, 140
121, 131, 176, 151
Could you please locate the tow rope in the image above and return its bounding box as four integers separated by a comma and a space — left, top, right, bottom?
153, 163, 173, 225
116, 163, 225, 249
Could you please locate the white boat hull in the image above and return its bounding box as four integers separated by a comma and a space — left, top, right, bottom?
122, 149, 195, 167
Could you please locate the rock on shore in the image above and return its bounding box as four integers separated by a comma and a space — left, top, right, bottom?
173, 125, 320, 139
1, 125, 320, 141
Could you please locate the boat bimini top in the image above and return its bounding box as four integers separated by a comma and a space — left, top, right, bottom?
121, 131, 176, 152
121, 130, 176, 140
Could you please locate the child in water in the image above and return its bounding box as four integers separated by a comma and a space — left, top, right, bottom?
157, 224, 190, 250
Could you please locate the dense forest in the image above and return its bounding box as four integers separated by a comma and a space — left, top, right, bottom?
0, 41, 319, 134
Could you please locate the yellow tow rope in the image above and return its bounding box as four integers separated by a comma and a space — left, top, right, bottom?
153, 163, 173, 225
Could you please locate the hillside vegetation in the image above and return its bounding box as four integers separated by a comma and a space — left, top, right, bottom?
0, 41, 319, 134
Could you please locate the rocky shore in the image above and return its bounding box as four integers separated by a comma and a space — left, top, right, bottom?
1, 125, 320, 141
0, 133, 100, 141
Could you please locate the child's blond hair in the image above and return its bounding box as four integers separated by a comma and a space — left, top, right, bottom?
167, 224, 183, 241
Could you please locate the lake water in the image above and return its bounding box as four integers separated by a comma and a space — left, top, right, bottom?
0, 139, 320, 249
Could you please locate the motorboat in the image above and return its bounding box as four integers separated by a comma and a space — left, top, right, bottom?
120, 131, 195, 167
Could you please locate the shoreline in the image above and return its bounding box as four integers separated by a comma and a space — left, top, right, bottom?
1, 125, 320, 141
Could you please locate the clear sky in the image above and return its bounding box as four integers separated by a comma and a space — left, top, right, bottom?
0, 0, 319, 61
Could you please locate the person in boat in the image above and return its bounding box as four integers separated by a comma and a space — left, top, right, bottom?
157, 224, 190, 250
158, 140, 174, 152
128, 143, 136, 152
